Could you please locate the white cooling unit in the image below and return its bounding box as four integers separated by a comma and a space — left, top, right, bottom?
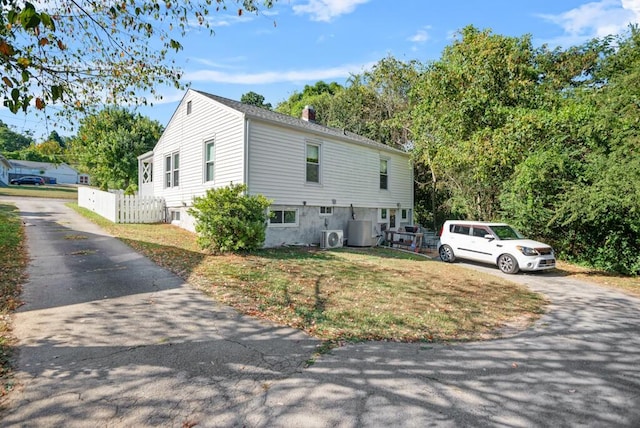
321, 230, 344, 249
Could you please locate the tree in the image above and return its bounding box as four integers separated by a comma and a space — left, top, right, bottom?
549, 26, 640, 274
0, 1, 275, 119
46, 130, 67, 148
188, 183, 272, 253
69, 108, 163, 190
275, 81, 343, 122
409, 26, 602, 221
241, 91, 272, 110
0, 121, 33, 152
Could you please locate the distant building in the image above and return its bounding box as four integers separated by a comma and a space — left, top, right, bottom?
8, 160, 84, 184
0, 154, 11, 186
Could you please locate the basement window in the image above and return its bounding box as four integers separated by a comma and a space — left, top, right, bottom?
319, 206, 333, 216
269, 209, 298, 227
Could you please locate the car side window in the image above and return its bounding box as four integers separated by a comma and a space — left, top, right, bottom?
451, 225, 471, 235
472, 227, 489, 237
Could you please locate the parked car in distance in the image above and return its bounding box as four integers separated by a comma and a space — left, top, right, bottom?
437, 220, 556, 274
10, 176, 45, 186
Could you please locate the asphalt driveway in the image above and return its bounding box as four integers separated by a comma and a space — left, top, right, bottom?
1, 197, 639, 427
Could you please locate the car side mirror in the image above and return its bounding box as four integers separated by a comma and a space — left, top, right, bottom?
484, 234, 495, 241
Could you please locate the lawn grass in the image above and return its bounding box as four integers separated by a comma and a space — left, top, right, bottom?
0, 185, 78, 200
70, 203, 548, 344
556, 261, 640, 297
0, 203, 27, 398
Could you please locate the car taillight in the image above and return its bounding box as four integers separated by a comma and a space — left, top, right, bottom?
438, 225, 443, 236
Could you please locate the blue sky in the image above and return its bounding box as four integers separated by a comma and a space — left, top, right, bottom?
2, 0, 640, 140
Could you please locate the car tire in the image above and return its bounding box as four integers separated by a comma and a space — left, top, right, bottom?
439, 244, 456, 263
498, 254, 519, 274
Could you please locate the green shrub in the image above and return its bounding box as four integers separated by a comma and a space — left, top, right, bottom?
188, 184, 272, 253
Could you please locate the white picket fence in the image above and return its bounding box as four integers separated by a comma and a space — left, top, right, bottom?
78, 187, 165, 224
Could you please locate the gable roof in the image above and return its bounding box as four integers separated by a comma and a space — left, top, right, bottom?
0, 154, 11, 168
9, 159, 75, 171
193, 90, 408, 156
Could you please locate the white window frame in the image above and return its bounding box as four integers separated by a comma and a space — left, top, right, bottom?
164, 151, 180, 188
380, 158, 389, 190
379, 208, 388, 221
187, 100, 192, 115
204, 139, 215, 182
319, 206, 333, 216
141, 161, 152, 184
305, 142, 321, 184
269, 208, 299, 227
401, 209, 408, 220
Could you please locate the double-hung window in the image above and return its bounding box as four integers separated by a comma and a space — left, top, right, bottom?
204, 140, 215, 182
380, 158, 388, 190
306, 143, 320, 183
165, 152, 180, 188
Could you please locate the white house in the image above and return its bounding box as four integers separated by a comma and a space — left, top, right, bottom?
9, 160, 80, 184
0, 154, 11, 186
138, 89, 414, 247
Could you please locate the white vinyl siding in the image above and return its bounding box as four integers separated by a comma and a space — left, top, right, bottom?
152, 91, 245, 209
248, 121, 412, 209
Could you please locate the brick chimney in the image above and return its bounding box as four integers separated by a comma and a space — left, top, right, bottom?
301, 105, 316, 122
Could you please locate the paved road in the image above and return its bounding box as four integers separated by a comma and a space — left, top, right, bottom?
1, 197, 639, 427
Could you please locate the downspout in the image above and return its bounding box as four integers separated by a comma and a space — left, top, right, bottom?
244, 116, 250, 188
410, 158, 415, 225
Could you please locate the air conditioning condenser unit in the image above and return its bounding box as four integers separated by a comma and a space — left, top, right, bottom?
321, 230, 344, 249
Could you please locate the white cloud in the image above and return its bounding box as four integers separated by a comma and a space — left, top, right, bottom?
184, 62, 377, 85
408, 26, 432, 43
539, 0, 640, 44
292, 0, 371, 22
189, 56, 247, 69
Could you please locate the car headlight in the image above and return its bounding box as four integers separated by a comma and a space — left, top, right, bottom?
516, 246, 540, 256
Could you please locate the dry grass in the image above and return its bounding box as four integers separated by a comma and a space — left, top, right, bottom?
556, 261, 640, 297
70, 203, 547, 344
0, 185, 78, 200
0, 203, 28, 397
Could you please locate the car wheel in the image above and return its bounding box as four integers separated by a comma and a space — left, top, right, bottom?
439, 244, 456, 263
498, 254, 519, 274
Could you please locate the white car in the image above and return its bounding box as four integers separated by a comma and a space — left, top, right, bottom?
437, 220, 556, 274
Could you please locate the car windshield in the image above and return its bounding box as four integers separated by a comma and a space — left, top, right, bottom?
489, 225, 524, 240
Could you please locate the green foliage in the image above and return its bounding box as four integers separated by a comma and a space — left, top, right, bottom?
275, 80, 343, 123
408, 25, 640, 275
240, 91, 272, 110
0, 1, 275, 122
0, 121, 32, 152
188, 184, 272, 253
274, 57, 421, 150
68, 107, 163, 190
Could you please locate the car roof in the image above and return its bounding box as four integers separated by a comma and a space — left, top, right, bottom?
444, 220, 509, 227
